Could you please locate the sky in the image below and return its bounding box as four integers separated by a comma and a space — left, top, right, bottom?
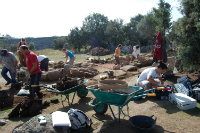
0, 0, 183, 38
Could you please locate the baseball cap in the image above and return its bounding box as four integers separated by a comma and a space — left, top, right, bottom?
1, 49, 8, 56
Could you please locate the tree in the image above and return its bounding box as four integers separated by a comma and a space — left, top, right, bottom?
165, 21, 177, 48
82, 13, 108, 47
104, 18, 125, 45
0, 37, 7, 49
9, 44, 17, 52
66, 27, 88, 52
123, 14, 144, 47
29, 42, 35, 50
174, 0, 200, 72
137, 11, 158, 53
153, 0, 172, 41
51, 37, 67, 50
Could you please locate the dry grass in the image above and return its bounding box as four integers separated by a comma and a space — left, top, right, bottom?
0, 49, 114, 68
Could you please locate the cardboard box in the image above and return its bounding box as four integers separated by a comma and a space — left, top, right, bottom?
169, 93, 197, 110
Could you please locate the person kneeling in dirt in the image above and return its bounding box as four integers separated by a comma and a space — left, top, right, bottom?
137, 62, 167, 90
132, 45, 140, 59
37, 55, 49, 72
61, 48, 75, 67
19, 45, 43, 99
0, 49, 18, 89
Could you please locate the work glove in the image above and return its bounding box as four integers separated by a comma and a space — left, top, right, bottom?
26, 72, 30, 78
157, 82, 163, 87
12, 68, 16, 73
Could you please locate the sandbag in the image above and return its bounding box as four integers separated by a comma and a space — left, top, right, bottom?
98, 80, 128, 90
73, 62, 82, 67
139, 60, 148, 66
122, 61, 129, 66
137, 56, 146, 61
46, 71, 62, 81
64, 64, 71, 72
134, 63, 142, 67
70, 69, 86, 78
121, 65, 137, 72
40, 72, 47, 81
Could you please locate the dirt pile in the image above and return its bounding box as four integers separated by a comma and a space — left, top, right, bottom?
56, 76, 81, 91
53, 61, 65, 69
87, 47, 111, 56
8, 99, 50, 118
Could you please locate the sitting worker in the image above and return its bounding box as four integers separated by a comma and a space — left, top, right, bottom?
0, 49, 18, 89
132, 45, 140, 59
61, 48, 75, 67
137, 62, 167, 90
37, 55, 49, 72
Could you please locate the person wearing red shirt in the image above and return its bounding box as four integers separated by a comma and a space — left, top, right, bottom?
153, 31, 162, 62
19, 45, 43, 99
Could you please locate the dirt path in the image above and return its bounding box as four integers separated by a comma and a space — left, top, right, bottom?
1, 65, 200, 133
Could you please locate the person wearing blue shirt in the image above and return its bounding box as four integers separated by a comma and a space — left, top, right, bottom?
61, 48, 75, 67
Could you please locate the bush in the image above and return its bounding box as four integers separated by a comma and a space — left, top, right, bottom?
9, 44, 17, 52
51, 37, 66, 50
29, 42, 35, 50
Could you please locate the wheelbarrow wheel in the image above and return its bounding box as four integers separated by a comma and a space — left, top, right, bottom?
93, 98, 108, 114
77, 88, 88, 98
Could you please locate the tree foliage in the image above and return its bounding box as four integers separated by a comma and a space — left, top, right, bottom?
104, 18, 124, 45
82, 13, 108, 47
9, 44, 17, 52
153, 0, 172, 38
174, 0, 200, 72
29, 42, 35, 50
137, 12, 158, 53
123, 14, 144, 46
51, 37, 67, 50
66, 27, 89, 52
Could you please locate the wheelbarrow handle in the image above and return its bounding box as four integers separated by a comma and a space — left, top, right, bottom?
157, 87, 165, 90
39, 90, 46, 93
147, 93, 156, 97
128, 93, 156, 103
31, 85, 38, 87
153, 86, 171, 90
141, 87, 167, 94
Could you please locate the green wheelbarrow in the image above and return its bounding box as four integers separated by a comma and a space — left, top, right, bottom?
31, 78, 88, 106
87, 85, 168, 122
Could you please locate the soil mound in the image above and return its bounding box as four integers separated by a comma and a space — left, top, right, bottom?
87, 47, 111, 56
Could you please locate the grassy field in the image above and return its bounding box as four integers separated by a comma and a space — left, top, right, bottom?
0, 49, 116, 69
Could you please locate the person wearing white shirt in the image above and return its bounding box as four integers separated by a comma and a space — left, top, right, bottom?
132, 45, 140, 58
37, 55, 49, 72
137, 62, 167, 90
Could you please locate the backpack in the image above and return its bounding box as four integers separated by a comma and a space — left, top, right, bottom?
68, 108, 92, 130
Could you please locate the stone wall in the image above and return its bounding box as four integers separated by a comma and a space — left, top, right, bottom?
4, 36, 66, 50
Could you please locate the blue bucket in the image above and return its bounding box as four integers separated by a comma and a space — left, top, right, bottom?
129, 115, 157, 133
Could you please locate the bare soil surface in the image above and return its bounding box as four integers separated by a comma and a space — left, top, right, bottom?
0, 61, 200, 133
